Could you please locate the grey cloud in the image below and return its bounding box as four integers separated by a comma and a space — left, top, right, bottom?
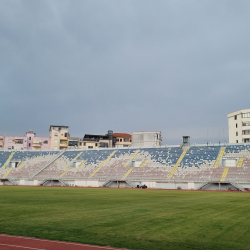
1, 0, 250, 144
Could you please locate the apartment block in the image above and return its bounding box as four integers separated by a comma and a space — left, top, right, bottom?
228, 109, 250, 143
49, 125, 69, 150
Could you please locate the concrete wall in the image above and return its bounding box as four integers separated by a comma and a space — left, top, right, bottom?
74, 180, 99, 187
156, 182, 188, 189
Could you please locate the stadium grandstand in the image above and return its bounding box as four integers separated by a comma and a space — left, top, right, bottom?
0, 142, 250, 191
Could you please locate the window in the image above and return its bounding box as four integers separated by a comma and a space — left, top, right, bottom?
54, 146, 57, 150
236, 132, 238, 136
235, 115, 237, 120
242, 112, 250, 118
124, 138, 130, 142
95, 143, 98, 146
236, 140, 238, 143
84, 142, 86, 146
120, 139, 122, 142
29, 137, 31, 140
243, 122, 250, 126
88, 146, 93, 149
54, 133, 58, 136
29, 143, 31, 147
65, 133, 68, 137
54, 139, 58, 143
43, 140, 48, 144
116, 139, 119, 142
236, 123, 238, 128
8, 139, 12, 143
242, 130, 250, 135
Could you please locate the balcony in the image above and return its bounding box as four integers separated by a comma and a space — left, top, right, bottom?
59, 145, 68, 150
60, 140, 68, 145
14, 139, 23, 144
81, 138, 99, 142
33, 140, 42, 144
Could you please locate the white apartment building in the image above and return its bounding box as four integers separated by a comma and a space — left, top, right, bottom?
132, 131, 162, 148
228, 109, 250, 143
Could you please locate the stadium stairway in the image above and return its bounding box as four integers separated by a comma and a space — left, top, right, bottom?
116, 150, 141, 180
17, 161, 24, 168
7, 178, 17, 185
78, 160, 87, 168
214, 147, 225, 168
198, 182, 210, 190
2, 152, 15, 169
89, 150, 116, 178
59, 152, 84, 178
64, 152, 83, 168
122, 159, 147, 180
59, 179, 70, 186
140, 159, 148, 168
122, 167, 134, 180
229, 182, 245, 191
32, 151, 64, 178
167, 149, 188, 179
237, 158, 243, 167
3, 168, 13, 178
122, 150, 140, 168
60, 168, 72, 178
220, 167, 229, 182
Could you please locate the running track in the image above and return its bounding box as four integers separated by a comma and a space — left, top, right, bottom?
0, 235, 124, 250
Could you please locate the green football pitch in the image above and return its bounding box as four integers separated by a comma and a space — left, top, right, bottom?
1, 186, 250, 250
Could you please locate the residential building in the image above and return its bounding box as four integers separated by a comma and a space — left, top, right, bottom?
50, 125, 69, 150
228, 109, 250, 143
132, 131, 162, 148
113, 133, 132, 148
0, 131, 51, 150
78, 134, 111, 149
68, 137, 79, 149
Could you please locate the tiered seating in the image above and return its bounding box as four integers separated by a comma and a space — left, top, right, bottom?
126, 147, 184, 180
62, 150, 113, 179
222, 145, 250, 182
0, 167, 8, 178
92, 149, 138, 179
168, 146, 221, 181
1, 144, 250, 184
0, 151, 13, 178
37, 150, 116, 179
8, 151, 59, 178
35, 151, 80, 179
0, 151, 13, 168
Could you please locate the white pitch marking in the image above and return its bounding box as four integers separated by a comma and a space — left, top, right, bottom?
0, 235, 125, 250
0, 243, 46, 250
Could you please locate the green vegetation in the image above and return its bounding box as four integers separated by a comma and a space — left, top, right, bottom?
1, 186, 250, 250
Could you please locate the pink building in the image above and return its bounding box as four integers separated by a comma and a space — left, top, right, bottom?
0, 131, 51, 150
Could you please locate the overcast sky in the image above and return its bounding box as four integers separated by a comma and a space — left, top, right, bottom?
1, 0, 250, 145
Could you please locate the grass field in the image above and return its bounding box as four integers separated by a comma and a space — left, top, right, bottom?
1, 187, 250, 250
